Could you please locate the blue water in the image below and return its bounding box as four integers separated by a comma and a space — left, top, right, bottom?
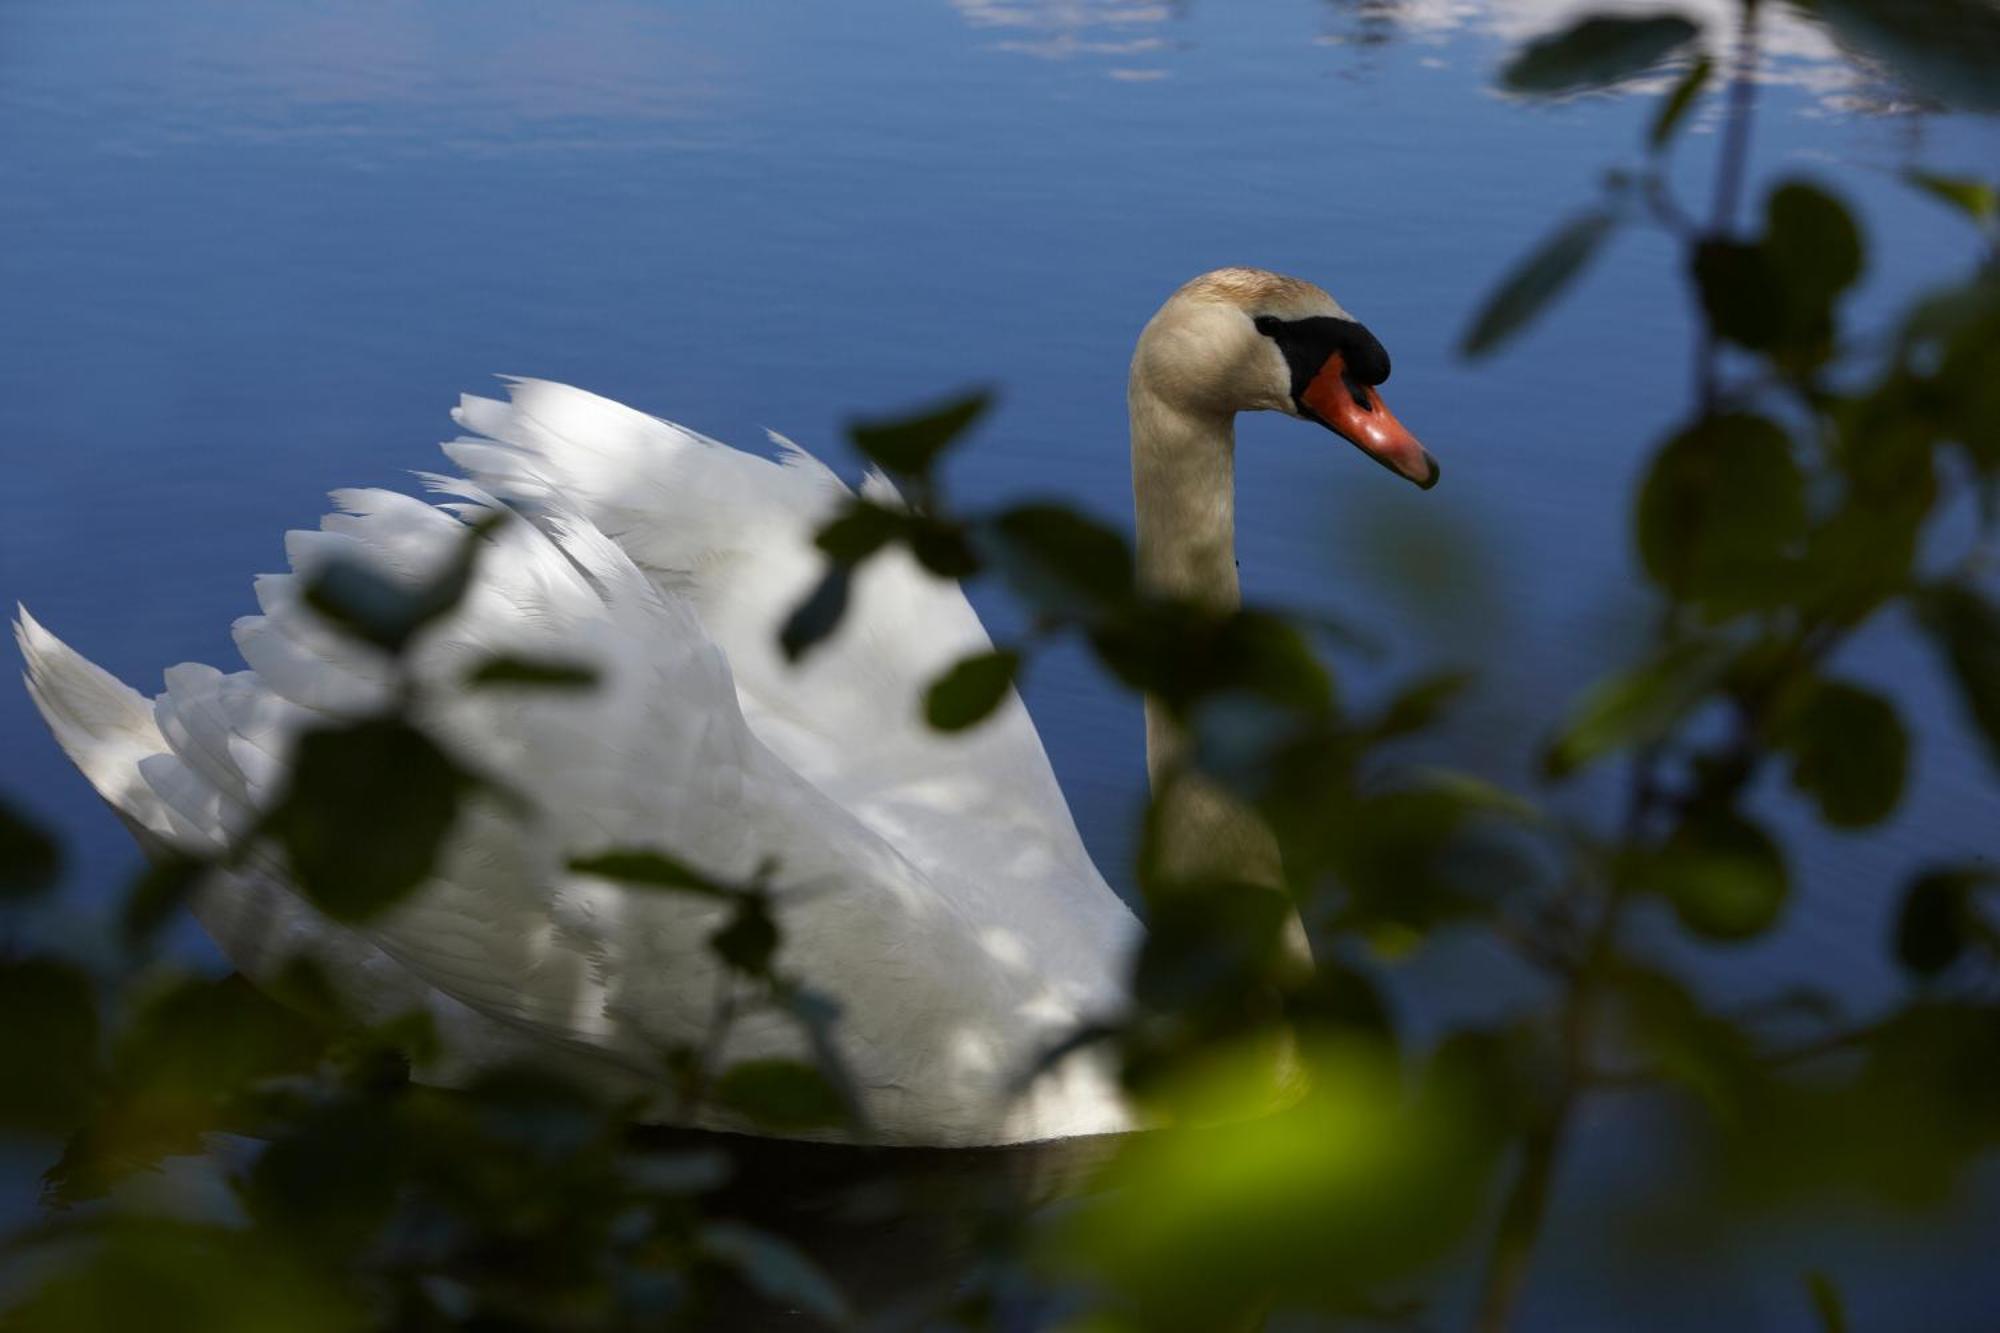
3, 2, 1997, 1326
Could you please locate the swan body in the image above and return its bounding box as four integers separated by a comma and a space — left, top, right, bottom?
19, 269, 1432, 1147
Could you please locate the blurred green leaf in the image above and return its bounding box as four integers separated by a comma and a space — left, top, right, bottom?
1915, 581, 2000, 777
1637, 413, 1805, 612
1692, 238, 1787, 350
781, 564, 851, 663
569, 848, 734, 897
1543, 639, 1723, 778
1895, 867, 1994, 976
300, 512, 502, 654
120, 854, 209, 948
1499, 14, 1701, 95
1777, 678, 1909, 828
0, 796, 62, 900
986, 502, 1136, 619
1462, 210, 1616, 358
1766, 180, 1865, 312
699, 1221, 851, 1329
814, 500, 904, 564
713, 1059, 847, 1133
1368, 670, 1473, 741
906, 516, 980, 579
1905, 169, 1998, 228
0, 957, 98, 1134
924, 648, 1020, 731
1804, 0, 2000, 113
711, 894, 781, 976
1649, 54, 1713, 150
464, 653, 600, 690
848, 389, 991, 478
1651, 810, 1790, 941
269, 718, 471, 922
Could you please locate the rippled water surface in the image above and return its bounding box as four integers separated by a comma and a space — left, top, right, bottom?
3, 2, 1997, 1325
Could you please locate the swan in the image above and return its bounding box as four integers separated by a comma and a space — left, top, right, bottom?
17, 267, 1435, 1148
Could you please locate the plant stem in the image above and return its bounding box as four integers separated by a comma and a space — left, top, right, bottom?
1696, 0, 1765, 413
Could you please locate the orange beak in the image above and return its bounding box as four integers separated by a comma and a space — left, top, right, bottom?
1300, 353, 1439, 490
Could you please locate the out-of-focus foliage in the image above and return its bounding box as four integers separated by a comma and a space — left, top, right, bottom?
5, 3, 1999, 1330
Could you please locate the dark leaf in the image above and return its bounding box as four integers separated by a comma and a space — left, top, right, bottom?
1916, 581, 2000, 777
0, 797, 62, 900
699, 1221, 851, 1328
924, 649, 1020, 731
1692, 239, 1787, 350
906, 517, 980, 579
1649, 54, 1713, 150
121, 854, 209, 948
1905, 169, 1998, 228
1805, 0, 2000, 113
848, 389, 992, 478
464, 654, 600, 690
1462, 210, 1617, 358
987, 503, 1137, 618
813, 501, 904, 564
781, 565, 852, 663
1500, 14, 1701, 95
1895, 868, 1992, 976
1651, 810, 1790, 941
1370, 670, 1473, 741
569, 848, 733, 897
0, 958, 98, 1133
713, 1058, 848, 1133
1778, 678, 1908, 828
1637, 413, 1805, 613
269, 719, 471, 922
300, 512, 502, 654
1765, 180, 1865, 312
712, 894, 781, 976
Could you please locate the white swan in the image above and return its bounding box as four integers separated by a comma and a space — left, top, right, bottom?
18, 268, 1434, 1147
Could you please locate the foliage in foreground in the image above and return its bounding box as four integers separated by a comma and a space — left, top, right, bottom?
5, 3, 2000, 1329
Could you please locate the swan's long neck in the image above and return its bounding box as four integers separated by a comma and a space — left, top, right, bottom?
1128, 371, 1287, 893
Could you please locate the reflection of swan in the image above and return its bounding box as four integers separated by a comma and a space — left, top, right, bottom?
19, 268, 1433, 1146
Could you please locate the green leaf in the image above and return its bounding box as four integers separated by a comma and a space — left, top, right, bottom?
780, 564, 851, 663
1805, 0, 2000, 113
1637, 413, 1805, 613
0, 796, 62, 900
906, 517, 980, 579
1542, 639, 1723, 778
987, 502, 1136, 618
1692, 238, 1787, 350
463, 654, 599, 690
1916, 582, 2000, 777
1894, 868, 1988, 976
300, 512, 503, 655
1500, 14, 1701, 95
813, 501, 904, 564
0, 958, 98, 1133
268, 719, 471, 922
1369, 670, 1473, 741
1649, 54, 1713, 150
1905, 169, 1997, 229
1777, 678, 1909, 828
1461, 211, 1617, 358
711, 894, 781, 976
924, 649, 1020, 731
1651, 811, 1790, 941
713, 1058, 848, 1133
1765, 180, 1865, 310
568, 848, 732, 897
848, 389, 992, 478
699, 1222, 851, 1328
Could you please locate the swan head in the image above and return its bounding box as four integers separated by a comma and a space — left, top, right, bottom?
1133, 267, 1438, 489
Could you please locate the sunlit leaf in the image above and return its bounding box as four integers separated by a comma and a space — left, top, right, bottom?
1500, 14, 1701, 95
924, 648, 1020, 731
699, 1221, 852, 1328
1649, 54, 1713, 150
1777, 678, 1908, 828
568, 848, 733, 897
713, 1059, 847, 1133
1542, 639, 1723, 777
848, 389, 991, 477
1651, 810, 1790, 941
1637, 413, 1805, 612
1461, 210, 1616, 358
0, 796, 61, 900
464, 654, 600, 690
1915, 581, 2000, 777
780, 564, 851, 663
269, 719, 471, 922
1905, 169, 1998, 228
1804, 0, 2000, 113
